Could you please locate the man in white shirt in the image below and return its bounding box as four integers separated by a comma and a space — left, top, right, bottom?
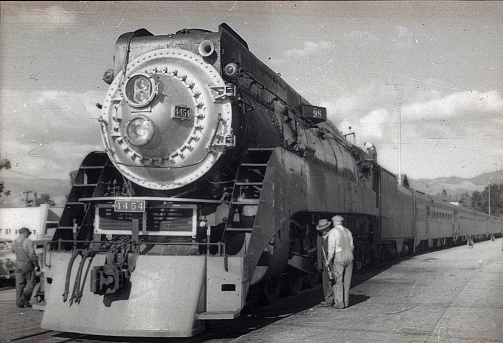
325, 215, 354, 309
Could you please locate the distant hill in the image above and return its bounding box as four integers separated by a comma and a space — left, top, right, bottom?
408, 170, 503, 198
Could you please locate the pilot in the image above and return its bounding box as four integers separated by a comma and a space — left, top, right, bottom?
364, 142, 377, 160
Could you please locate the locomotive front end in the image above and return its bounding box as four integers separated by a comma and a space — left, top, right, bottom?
42, 29, 245, 338
100, 37, 234, 190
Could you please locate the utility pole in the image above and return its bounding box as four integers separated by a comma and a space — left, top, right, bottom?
488, 182, 491, 216
23, 190, 33, 207
386, 82, 409, 185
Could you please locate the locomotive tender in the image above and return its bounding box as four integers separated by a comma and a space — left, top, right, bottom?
41, 23, 502, 337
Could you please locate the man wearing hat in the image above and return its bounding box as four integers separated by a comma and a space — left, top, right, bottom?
316, 218, 335, 306
12, 227, 40, 308
325, 215, 354, 309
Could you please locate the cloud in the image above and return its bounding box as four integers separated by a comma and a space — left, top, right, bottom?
12, 4, 78, 30
347, 30, 379, 43
1, 88, 102, 143
0, 88, 103, 180
359, 109, 390, 140
402, 90, 503, 120
318, 84, 503, 179
285, 41, 333, 58
393, 25, 413, 49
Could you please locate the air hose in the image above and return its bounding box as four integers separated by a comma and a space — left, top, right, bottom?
63, 250, 82, 302
70, 250, 96, 305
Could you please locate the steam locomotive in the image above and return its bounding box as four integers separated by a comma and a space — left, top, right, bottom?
41, 23, 502, 337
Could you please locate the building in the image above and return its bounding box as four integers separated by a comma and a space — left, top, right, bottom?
0, 204, 63, 240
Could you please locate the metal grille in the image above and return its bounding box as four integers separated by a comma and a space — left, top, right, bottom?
96, 204, 196, 236
148, 207, 193, 232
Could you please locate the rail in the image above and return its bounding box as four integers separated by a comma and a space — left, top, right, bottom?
42, 239, 227, 268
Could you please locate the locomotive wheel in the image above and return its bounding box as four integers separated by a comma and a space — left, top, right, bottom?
303, 271, 321, 289
260, 277, 282, 305
377, 245, 386, 263
243, 288, 260, 314
283, 274, 304, 296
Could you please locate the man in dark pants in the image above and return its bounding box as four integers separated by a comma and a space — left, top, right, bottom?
316, 219, 334, 307
12, 227, 40, 308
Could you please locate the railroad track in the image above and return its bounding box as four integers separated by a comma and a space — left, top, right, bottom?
8, 328, 237, 343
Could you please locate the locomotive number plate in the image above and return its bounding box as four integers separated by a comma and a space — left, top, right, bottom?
173, 106, 191, 120
114, 200, 145, 212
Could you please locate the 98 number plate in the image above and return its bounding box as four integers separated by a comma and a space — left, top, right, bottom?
114, 200, 146, 212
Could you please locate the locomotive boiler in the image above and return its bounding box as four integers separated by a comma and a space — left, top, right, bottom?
41, 23, 502, 337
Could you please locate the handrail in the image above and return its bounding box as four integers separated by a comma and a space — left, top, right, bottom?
44, 239, 227, 268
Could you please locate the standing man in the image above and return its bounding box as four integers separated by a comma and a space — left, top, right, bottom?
325, 215, 354, 309
12, 227, 40, 308
316, 219, 334, 307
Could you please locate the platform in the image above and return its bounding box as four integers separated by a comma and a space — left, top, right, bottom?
232, 238, 503, 343
0, 287, 47, 342
1, 239, 502, 342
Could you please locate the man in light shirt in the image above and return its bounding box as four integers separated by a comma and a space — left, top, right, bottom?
325, 215, 354, 309
12, 227, 40, 308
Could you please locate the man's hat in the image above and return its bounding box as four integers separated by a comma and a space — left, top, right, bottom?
316, 219, 331, 231
332, 215, 344, 223
19, 227, 31, 235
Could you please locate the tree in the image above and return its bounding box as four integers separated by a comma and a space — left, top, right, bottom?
0, 157, 12, 197
458, 192, 472, 209
471, 184, 503, 217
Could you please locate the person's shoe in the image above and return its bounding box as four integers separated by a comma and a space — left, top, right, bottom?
321, 301, 333, 307
333, 302, 344, 309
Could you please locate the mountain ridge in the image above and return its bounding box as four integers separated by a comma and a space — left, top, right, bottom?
408, 170, 503, 196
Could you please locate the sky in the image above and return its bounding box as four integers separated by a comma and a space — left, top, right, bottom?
1, 1, 502, 207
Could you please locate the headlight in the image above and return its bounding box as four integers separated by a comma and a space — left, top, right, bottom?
124, 73, 157, 107
126, 116, 154, 146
